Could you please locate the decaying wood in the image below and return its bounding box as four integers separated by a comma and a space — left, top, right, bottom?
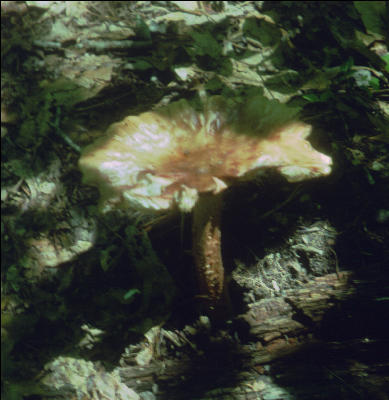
239, 271, 355, 341
114, 270, 388, 399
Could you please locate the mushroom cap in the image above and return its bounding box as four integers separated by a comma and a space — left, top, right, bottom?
79, 97, 332, 212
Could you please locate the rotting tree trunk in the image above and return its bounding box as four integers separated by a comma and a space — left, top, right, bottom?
116, 270, 389, 399
238, 271, 356, 342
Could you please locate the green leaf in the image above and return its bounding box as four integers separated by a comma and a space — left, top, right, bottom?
340, 57, 354, 73
302, 91, 332, 103
131, 59, 153, 70
123, 288, 141, 300
382, 54, 389, 72
354, 1, 387, 36
243, 18, 281, 46
189, 31, 221, 58
303, 93, 321, 103
369, 76, 380, 89
205, 77, 224, 91
375, 297, 389, 301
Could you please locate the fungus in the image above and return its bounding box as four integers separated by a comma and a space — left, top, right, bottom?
79, 96, 332, 316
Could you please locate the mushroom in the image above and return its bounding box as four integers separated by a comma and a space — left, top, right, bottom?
79, 96, 332, 316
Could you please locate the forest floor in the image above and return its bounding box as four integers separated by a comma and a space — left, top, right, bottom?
2, 2, 389, 399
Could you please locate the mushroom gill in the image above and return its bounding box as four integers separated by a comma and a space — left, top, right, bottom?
79, 96, 332, 316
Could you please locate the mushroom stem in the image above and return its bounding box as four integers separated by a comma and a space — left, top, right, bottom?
192, 192, 226, 314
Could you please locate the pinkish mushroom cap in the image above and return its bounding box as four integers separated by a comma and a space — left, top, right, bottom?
79, 97, 332, 213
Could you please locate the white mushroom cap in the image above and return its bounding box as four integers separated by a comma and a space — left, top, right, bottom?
79, 97, 332, 212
